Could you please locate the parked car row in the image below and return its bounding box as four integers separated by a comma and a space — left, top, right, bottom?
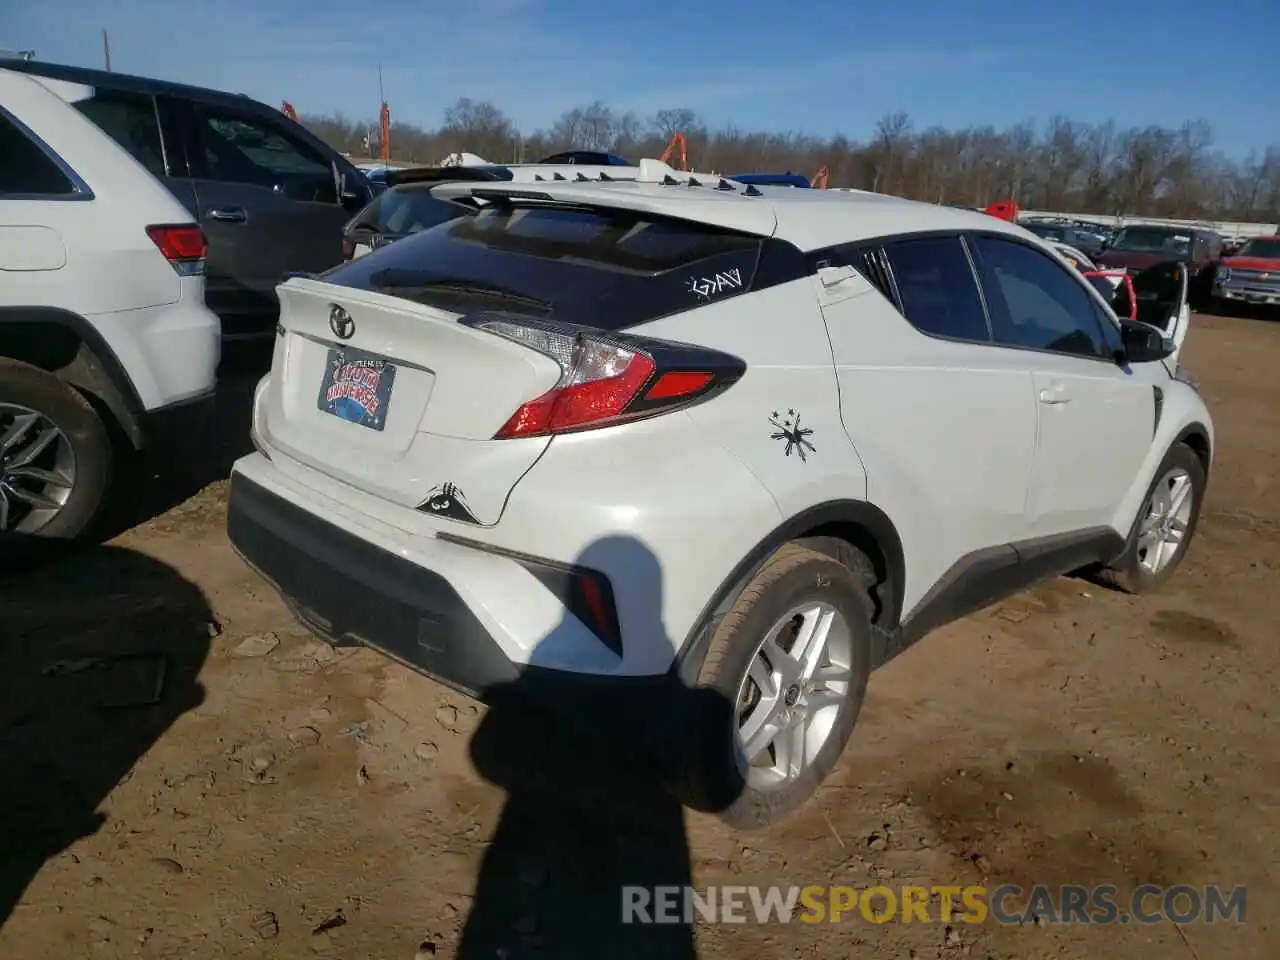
0, 59, 735, 542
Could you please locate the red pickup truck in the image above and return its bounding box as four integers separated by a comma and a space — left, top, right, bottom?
1211, 235, 1280, 317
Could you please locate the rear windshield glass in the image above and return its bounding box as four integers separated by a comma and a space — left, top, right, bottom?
351, 186, 474, 236
1109, 227, 1191, 257
324, 201, 765, 330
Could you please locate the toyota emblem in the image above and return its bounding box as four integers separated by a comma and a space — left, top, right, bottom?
329, 304, 354, 340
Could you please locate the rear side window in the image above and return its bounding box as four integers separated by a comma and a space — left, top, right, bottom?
352, 187, 472, 235
324, 202, 773, 331
0, 111, 77, 196
881, 236, 990, 342
74, 89, 166, 179
193, 104, 336, 203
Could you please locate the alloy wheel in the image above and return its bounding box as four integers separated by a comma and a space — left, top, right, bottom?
735, 601, 855, 791
0, 403, 77, 534
1137, 466, 1194, 574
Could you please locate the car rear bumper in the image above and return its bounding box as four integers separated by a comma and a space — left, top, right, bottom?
86, 289, 220, 411
226, 468, 522, 699
225, 458, 711, 775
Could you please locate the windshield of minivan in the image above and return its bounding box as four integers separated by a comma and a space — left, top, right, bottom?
1109, 227, 1191, 257
325, 202, 768, 330
1237, 238, 1280, 259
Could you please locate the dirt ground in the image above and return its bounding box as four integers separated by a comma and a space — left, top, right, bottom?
2, 315, 1277, 960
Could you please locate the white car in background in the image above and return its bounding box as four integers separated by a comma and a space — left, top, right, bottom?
228, 162, 1209, 828
0, 67, 219, 540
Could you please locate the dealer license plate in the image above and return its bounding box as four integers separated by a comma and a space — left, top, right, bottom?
316, 347, 397, 431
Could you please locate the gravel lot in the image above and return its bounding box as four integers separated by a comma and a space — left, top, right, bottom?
2, 314, 1276, 960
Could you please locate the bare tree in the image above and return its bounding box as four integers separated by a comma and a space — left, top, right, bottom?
439, 98, 517, 161
652, 108, 698, 145
300, 100, 1280, 222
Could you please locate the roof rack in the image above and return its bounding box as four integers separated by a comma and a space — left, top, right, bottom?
431, 158, 782, 200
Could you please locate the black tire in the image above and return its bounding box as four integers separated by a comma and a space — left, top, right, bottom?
1097, 442, 1206, 594
682, 542, 874, 830
0, 358, 113, 540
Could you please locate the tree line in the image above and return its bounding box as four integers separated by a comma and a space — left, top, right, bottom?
300, 99, 1280, 224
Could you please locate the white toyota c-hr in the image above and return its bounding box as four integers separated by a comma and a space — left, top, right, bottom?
227, 160, 1211, 829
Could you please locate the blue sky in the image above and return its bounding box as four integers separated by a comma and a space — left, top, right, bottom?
3, 0, 1277, 155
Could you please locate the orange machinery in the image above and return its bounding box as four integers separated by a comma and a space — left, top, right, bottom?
659, 132, 688, 170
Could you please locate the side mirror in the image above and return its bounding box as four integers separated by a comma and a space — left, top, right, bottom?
1119, 319, 1174, 364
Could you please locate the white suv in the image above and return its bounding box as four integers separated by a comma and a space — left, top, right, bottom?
227, 161, 1211, 828
0, 67, 220, 539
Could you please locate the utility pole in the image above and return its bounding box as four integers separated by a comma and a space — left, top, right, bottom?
101, 29, 112, 71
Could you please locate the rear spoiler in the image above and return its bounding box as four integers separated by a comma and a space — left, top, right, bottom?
386, 165, 512, 189
431, 173, 780, 239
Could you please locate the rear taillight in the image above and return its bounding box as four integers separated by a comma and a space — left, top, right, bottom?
464, 316, 744, 439
146, 224, 206, 277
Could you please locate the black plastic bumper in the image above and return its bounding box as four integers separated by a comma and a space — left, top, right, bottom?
226, 473, 521, 698
225, 473, 736, 802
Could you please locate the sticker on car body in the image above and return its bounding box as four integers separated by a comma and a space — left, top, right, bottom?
769, 409, 815, 462
689, 267, 744, 300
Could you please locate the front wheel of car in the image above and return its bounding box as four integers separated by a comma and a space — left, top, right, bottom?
1099, 442, 1206, 594
0, 358, 113, 542
683, 543, 874, 830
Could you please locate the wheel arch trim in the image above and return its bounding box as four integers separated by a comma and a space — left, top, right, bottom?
0, 305, 144, 448
675, 499, 905, 685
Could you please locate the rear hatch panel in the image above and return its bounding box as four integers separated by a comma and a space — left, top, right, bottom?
259, 278, 561, 524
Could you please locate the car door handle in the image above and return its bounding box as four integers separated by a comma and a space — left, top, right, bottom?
206, 207, 247, 223
1038, 386, 1070, 405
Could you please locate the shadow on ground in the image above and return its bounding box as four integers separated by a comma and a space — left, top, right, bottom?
102, 341, 272, 538
457, 535, 742, 959
0, 541, 213, 929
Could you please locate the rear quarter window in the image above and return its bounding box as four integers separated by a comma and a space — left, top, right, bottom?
878, 236, 991, 342
73, 90, 166, 179
324, 202, 778, 331
0, 110, 77, 196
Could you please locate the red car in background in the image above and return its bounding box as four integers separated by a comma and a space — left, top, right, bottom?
1212, 235, 1280, 317
1094, 225, 1224, 306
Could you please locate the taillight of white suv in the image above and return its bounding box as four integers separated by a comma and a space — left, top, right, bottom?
146, 223, 207, 277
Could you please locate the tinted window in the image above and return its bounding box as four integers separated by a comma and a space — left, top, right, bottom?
1109, 227, 1191, 258
353, 187, 472, 236
74, 90, 166, 178
194, 105, 336, 203
0, 112, 76, 195
881, 237, 990, 341
972, 236, 1109, 360
324, 203, 770, 331
1239, 238, 1280, 258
